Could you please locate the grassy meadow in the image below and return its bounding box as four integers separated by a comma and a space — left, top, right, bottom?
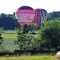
1, 33, 18, 39
0, 55, 57, 60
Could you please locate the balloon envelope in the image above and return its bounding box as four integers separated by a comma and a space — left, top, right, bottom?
15, 6, 35, 26
34, 9, 47, 26
15, 6, 47, 27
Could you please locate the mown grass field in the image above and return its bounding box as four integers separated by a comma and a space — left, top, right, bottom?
0, 55, 57, 60
1, 33, 18, 39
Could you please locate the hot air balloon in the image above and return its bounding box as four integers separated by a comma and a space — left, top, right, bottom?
15, 6, 47, 27
15, 6, 35, 26
15, 6, 47, 33
34, 9, 47, 26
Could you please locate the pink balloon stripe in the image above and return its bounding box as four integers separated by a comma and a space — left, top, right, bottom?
16, 10, 35, 14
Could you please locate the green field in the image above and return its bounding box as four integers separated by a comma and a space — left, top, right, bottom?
1, 33, 18, 39
0, 55, 57, 60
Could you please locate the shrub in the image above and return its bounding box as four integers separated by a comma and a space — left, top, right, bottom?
39, 20, 60, 50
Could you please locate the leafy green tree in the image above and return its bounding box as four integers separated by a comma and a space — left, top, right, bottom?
39, 20, 60, 50
17, 34, 40, 51
47, 11, 60, 20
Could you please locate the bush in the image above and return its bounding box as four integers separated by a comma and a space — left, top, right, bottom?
17, 34, 40, 51
39, 20, 60, 50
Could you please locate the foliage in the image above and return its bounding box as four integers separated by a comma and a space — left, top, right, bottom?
23, 23, 38, 34
39, 20, 60, 50
29, 23, 38, 32
17, 34, 40, 51
0, 13, 18, 30
47, 11, 60, 20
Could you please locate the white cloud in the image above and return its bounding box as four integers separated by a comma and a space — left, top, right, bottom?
0, 0, 60, 14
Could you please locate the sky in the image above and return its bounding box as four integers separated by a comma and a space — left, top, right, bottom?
0, 0, 60, 14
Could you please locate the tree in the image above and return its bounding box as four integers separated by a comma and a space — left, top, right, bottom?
17, 34, 40, 51
0, 13, 18, 30
39, 20, 60, 50
47, 11, 60, 20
